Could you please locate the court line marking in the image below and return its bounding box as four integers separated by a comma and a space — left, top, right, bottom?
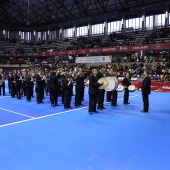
0, 95, 138, 128
0, 108, 35, 119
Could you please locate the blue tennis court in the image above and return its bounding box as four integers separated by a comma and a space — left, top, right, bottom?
0, 86, 170, 170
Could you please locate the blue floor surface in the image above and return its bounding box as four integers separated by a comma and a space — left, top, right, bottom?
0, 85, 170, 170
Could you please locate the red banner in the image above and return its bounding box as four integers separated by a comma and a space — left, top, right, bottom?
0, 42, 169, 57
130, 81, 170, 92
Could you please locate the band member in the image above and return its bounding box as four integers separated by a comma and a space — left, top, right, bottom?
63, 74, 73, 109
106, 68, 114, 102
45, 72, 50, 96
36, 68, 45, 104
111, 72, 118, 107
141, 69, 151, 113
25, 71, 34, 102
8, 72, 12, 94
68, 70, 74, 96
88, 69, 103, 115
96, 65, 106, 110
0, 69, 5, 96
122, 72, 131, 104
75, 68, 86, 106
15, 70, 22, 100
30, 70, 35, 98
10, 70, 16, 98
61, 70, 67, 104
50, 67, 61, 107
21, 69, 26, 97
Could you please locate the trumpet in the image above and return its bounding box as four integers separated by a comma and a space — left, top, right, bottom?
42, 75, 47, 83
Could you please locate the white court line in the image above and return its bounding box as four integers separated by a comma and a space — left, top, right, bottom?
0, 95, 138, 128
0, 108, 35, 119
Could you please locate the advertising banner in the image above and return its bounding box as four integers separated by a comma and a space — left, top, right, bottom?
75, 56, 112, 63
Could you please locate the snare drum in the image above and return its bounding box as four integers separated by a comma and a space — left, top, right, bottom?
116, 84, 124, 92
128, 85, 136, 92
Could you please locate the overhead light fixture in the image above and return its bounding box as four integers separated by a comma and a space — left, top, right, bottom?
27, 21, 30, 26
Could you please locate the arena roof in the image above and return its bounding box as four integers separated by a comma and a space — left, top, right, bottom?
0, 0, 169, 31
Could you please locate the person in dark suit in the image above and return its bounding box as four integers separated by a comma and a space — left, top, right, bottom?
61, 70, 67, 104
96, 65, 106, 110
141, 69, 151, 113
111, 73, 118, 107
63, 74, 73, 109
25, 71, 34, 102
15, 70, 22, 100
50, 67, 61, 107
75, 68, 86, 106
8, 72, 12, 94
88, 69, 103, 115
10, 70, 16, 98
36, 68, 45, 104
0, 69, 6, 96
122, 72, 131, 104
106, 68, 113, 102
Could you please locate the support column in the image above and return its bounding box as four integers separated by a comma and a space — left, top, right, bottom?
165, 5, 169, 26
59, 28, 63, 39
88, 22, 92, 36
73, 26, 77, 37
142, 10, 146, 29
104, 19, 108, 35
121, 14, 126, 31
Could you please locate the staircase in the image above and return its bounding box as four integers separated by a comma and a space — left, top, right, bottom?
138, 29, 151, 44
12, 41, 20, 53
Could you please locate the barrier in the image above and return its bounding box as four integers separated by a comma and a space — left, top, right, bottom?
127, 80, 170, 92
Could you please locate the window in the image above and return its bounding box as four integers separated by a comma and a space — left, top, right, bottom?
38, 32, 41, 40
77, 26, 88, 36
63, 28, 73, 38
92, 23, 104, 34
126, 17, 142, 29
155, 14, 165, 26
108, 21, 121, 33
146, 15, 153, 28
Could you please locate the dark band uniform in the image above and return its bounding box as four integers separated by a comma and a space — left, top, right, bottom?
36, 74, 45, 104
122, 76, 131, 104
15, 73, 22, 99
96, 70, 105, 109
88, 74, 101, 113
75, 74, 86, 106
0, 73, 5, 96
26, 74, 33, 101
141, 75, 151, 112
63, 78, 73, 109
50, 71, 61, 106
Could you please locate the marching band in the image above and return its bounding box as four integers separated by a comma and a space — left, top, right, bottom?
0, 65, 137, 114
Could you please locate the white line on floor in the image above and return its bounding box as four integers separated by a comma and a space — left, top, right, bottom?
0, 95, 138, 128
0, 108, 35, 119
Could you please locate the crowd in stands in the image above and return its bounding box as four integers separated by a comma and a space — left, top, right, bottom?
107, 61, 170, 82
144, 26, 170, 44
108, 31, 138, 46
0, 26, 170, 55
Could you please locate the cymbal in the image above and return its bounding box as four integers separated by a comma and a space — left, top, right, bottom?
98, 77, 109, 89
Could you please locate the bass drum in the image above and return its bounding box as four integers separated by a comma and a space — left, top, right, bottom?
104, 77, 118, 91
128, 85, 136, 92
116, 84, 124, 92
